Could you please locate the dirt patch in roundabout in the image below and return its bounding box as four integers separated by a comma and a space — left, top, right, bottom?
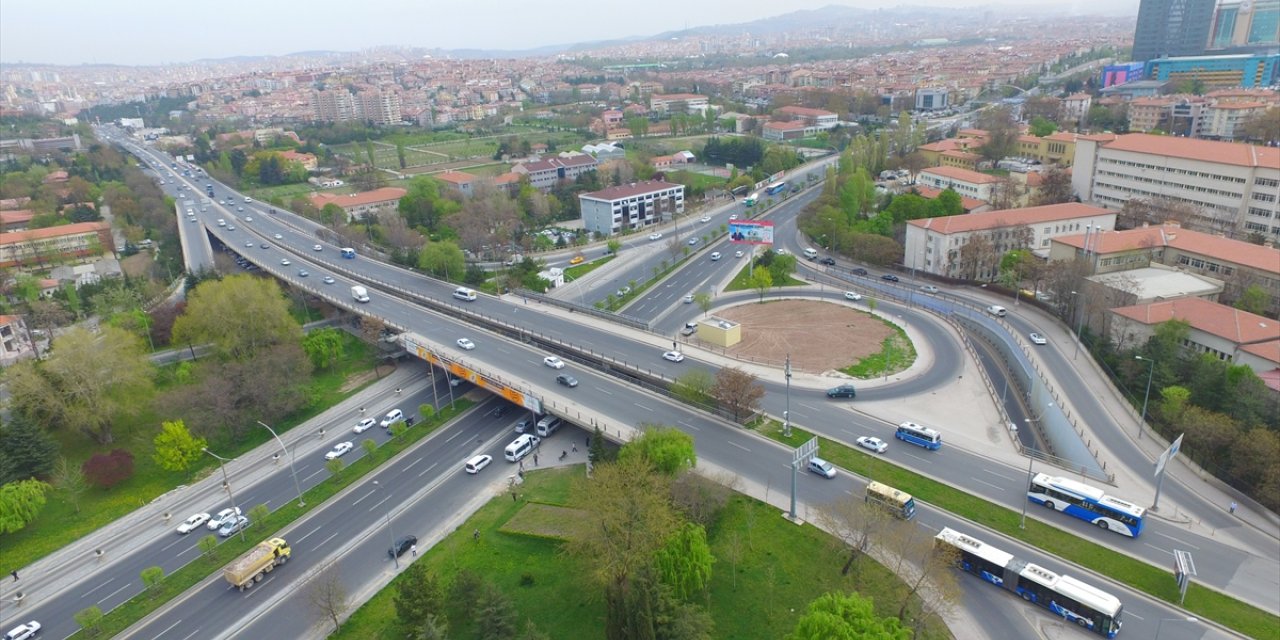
714, 299, 897, 374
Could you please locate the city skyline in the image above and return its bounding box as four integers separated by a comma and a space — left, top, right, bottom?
0, 0, 1140, 66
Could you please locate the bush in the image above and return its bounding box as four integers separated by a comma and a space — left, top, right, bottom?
82, 449, 135, 489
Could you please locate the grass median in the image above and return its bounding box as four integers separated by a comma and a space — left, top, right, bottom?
762, 421, 1278, 639
68, 400, 474, 639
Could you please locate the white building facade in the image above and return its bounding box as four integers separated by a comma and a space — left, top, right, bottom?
579, 181, 685, 236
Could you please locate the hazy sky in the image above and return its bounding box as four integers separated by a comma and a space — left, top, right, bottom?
0, 0, 1137, 66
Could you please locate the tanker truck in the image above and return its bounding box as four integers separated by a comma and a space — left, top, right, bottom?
223, 537, 291, 591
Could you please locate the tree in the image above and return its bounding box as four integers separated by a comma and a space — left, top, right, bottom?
396, 563, 447, 632
608, 238, 622, 255
712, 367, 765, 422
476, 582, 520, 640
568, 455, 680, 640
975, 106, 1018, 163
1032, 166, 1074, 205
0, 478, 52, 534
74, 605, 105, 637
172, 275, 302, 362
589, 425, 613, 464
693, 292, 712, 317
5, 325, 154, 444
50, 456, 87, 514
163, 344, 311, 442
308, 567, 350, 632
619, 425, 696, 476
249, 503, 270, 526
988, 175, 1023, 210
415, 614, 450, 640
654, 522, 714, 601
152, 420, 207, 472
816, 493, 897, 575
325, 458, 344, 475
0, 412, 60, 483
748, 269, 772, 301
878, 519, 961, 624
767, 253, 797, 288
301, 327, 345, 370
1028, 116, 1057, 137
140, 565, 165, 596
1237, 106, 1280, 144
418, 240, 466, 281
82, 449, 135, 489
198, 534, 219, 557
786, 591, 910, 640
672, 369, 715, 406
1233, 284, 1269, 315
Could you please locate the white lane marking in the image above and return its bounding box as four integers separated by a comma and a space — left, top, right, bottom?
445, 429, 464, 443
596, 387, 614, 396
903, 452, 930, 464
417, 462, 439, 478
982, 468, 1018, 482
634, 403, 653, 412
98, 582, 132, 605
80, 577, 116, 598
1126, 612, 1145, 622
294, 525, 323, 544
160, 536, 190, 553
352, 489, 374, 507
1144, 543, 1173, 556
972, 478, 1004, 491
678, 420, 701, 431
728, 441, 751, 453
1151, 530, 1200, 550
404, 456, 424, 470
798, 402, 821, 412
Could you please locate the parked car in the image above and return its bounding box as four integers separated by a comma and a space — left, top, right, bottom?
1029, 332, 1047, 345
856, 436, 888, 453
807, 457, 837, 478
826, 384, 857, 398
465, 454, 493, 474
175, 512, 210, 534
324, 441, 354, 460
389, 534, 417, 558
556, 374, 579, 388
543, 356, 566, 369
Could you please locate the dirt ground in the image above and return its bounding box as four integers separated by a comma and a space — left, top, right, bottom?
715, 300, 893, 374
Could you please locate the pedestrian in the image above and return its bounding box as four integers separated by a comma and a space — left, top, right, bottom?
533, 453, 539, 466
572, 442, 578, 453
10, 570, 17, 582
410, 544, 418, 557
1230, 501, 1238, 515
518, 460, 524, 471
473, 528, 480, 542
518, 468, 524, 479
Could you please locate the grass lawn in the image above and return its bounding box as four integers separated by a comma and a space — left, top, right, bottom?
0, 333, 378, 572
757, 421, 1279, 639
563, 255, 614, 280
840, 328, 916, 379
724, 264, 808, 292
336, 465, 949, 640
246, 182, 337, 203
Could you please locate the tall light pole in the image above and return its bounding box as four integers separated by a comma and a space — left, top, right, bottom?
1136, 355, 1156, 440
1156, 616, 1197, 639
783, 353, 792, 438
1073, 224, 1097, 360
258, 421, 305, 507
372, 480, 399, 569
202, 448, 246, 542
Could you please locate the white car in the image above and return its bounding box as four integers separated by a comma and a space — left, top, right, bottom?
1029, 332, 1047, 345
380, 409, 404, 428
710, 252, 721, 261
735, 250, 744, 258
457, 338, 476, 350
207, 507, 242, 530
280, 258, 291, 266
245, 240, 254, 247
919, 285, 940, 294
175, 512, 210, 534
844, 291, 863, 301
699, 215, 711, 223
807, 457, 837, 478
4, 621, 41, 640
465, 454, 493, 474
322, 276, 336, 284
273, 233, 283, 240
729, 214, 738, 220
662, 350, 685, 362
688, 237, 699, 245
353, 418, 376, 433
648, 232, 663, 241
856, 436, 888, 453
324, 441, 354, 460
244, 215, 253, 222
313, 244, 323, 251
543, 356, 565, 369
218, 515, 249, 537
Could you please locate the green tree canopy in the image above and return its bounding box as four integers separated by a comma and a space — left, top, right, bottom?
619, 425, 697, 476
152, 419, 208, 473
786, 591, 910, 640
0, 478, 52, 534
172, 275, 302, 362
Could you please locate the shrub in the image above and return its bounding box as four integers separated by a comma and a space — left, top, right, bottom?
82, 449, 135, 489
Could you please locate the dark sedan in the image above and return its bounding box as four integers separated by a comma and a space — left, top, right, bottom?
825, 384, 857, 399
389, 534, 417, 558
880, 274, 900, 282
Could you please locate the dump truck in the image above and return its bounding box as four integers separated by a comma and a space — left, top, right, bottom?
223, 537, 290, 591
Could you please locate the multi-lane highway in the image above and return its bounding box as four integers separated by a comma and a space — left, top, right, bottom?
75, 128, 1265, 638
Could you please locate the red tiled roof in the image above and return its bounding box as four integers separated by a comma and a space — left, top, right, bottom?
913, 185, 987, 211
1, 210, 35, 225
920, 166, 1000, 184
434, 170, 477, 185
763, 121, 808, 131
1112, 297, 1280, 346
1099, 133, 1280, 169
908, 202, 1110, 235
776, 105, 837, 118
582, 180, 683, 202
0, 221, 109, 246
1054, 223, 1280, 275
491, 172, 522, 185
308, 187, 407, 209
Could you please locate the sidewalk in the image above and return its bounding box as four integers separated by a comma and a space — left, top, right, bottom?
0, 363, 431, 612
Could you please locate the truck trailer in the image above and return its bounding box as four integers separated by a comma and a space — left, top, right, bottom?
223, 537, 290, 591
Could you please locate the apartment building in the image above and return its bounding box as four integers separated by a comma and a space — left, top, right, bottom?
308, 187, 407, 223
1109, 297, 1280, 374
511, 154, 598, 191
648, 93, 709, 115
904, 203, 1116, 280
1144, 53, 1280, 89
1049, 221, 1280, 315
579, 180, 684, 236
310, 89, 402, 124
433, 170, 478, 197
1071, 133, 1280, 240
0, 221, 114, 269
917, 166, 999, 204
1013, 132, 1079, 167
773, 106, 839, 129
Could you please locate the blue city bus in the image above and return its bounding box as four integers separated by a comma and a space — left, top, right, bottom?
936, 527, 1123, 637
895, 421, 942, 450
340, 247, 356, 259
765, 181, 787, 195
1027, 473, 1145, 537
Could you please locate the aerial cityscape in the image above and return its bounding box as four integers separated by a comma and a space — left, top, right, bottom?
0, 1, 1277, 639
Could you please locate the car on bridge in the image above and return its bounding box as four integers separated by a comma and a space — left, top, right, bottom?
556, 374, 579, 388
662, 350, 685, 362
457, 338, 476, 350
322, 276, 336, 284
1028, 332, 1047, 345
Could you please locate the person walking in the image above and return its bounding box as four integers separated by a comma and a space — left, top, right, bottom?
10, 570, 17, 582
473, 528, 480, 542
1230, 501, 1238, 515
572, 442, 578, 453
533, 453, 538, 466
410, 544, 417, 557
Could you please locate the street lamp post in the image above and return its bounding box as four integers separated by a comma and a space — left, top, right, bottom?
202, 448, 246, 542
1156, 616, 1198, 639
258, 421, 305, 507
1136, 355, 1156, 440
372, 480, 399, 569
1019, 447, 1034, 529
783, 354, 792, 438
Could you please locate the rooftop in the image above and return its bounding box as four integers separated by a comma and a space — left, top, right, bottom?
920, 165, 1001, 184
0, 221, 109, 245
581, 180, 683, 202
308, 187, 407, 208
1053, 222, 1280, 275
1111, 297, 1280, 347
909, 202, 1110, 235
1088, 266, 1223, 300
1097, 133, 1280, 169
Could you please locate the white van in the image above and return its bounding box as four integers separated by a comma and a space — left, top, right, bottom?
379, 408, 404, 428
535, 416, 562, 437
504, 434, 541, 462
803, 247, 819, 260
452, 287, 477, 302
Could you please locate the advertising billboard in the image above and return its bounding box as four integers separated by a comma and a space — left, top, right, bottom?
729, 220, 774, 245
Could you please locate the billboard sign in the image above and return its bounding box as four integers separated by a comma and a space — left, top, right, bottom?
729, 220, 774, 245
